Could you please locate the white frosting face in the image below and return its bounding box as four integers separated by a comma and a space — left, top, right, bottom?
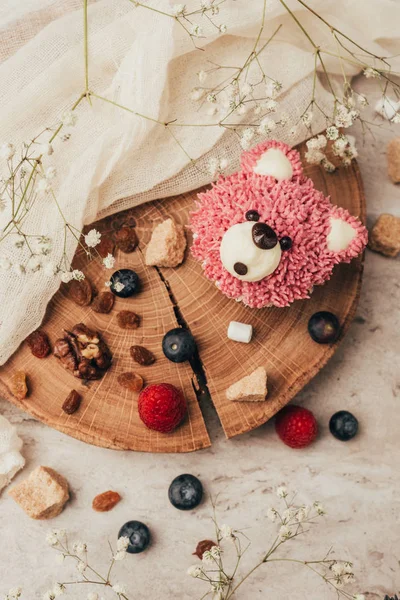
220, 221, 282, 282
327, 217, 356, 252
253, 148, 293, 180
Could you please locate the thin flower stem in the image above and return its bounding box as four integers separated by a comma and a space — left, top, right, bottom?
83, 0, 89, 93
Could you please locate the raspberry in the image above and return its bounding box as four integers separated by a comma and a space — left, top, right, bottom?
138, 384, 187, 433
275, 405, 318, 448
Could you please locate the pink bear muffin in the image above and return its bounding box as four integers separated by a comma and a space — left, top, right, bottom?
190, 140, 367, 308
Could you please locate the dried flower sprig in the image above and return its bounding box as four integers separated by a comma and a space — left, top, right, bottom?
187, 487, 365, 600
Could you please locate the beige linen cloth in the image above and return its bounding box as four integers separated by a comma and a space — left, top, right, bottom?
0, 0, 399, 364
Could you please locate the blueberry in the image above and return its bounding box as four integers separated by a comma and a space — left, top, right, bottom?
162, 328, 197, 363
110, 269, 140, 298
118, 520, 151, 554
168, 474, 203, 510
329, 410, 358, 441
308, 311, 340, 343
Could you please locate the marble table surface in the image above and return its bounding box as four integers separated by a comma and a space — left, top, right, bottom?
1, 82, 399, 599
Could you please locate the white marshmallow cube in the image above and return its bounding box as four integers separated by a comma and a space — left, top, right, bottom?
227, 321, 253, 343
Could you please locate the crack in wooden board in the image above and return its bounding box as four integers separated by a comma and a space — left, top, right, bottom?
0, 141, 365, 451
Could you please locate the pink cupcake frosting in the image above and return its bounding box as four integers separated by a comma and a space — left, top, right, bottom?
190, 141, 367, 308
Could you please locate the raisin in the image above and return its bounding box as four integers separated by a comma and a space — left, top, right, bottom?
130, 345, 156, 366
117, 372, 144, 392
92, 292, 115, 314
115, 227, 138, 253
117, 311, 141, 330
92, 490, 121, 512
62, 390, 82, 414
67, 278, 92, 306
10, 371, 28, 400
26, 330, 51, 358
96, 236, 115, 258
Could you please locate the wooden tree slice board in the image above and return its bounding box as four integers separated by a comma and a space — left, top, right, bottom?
0, 142, 366, 452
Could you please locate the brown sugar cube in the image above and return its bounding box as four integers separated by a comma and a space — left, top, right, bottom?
226, 366, 268, 402
145, 218, 186, 268
387, 138, 400, 183
8, 466, 70, 519
368, 213, 400, 257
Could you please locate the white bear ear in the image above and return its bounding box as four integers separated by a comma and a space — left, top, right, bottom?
327, 217, 356, 252
253, 148, 293, 181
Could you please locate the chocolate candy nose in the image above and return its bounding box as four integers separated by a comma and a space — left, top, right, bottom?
252, 222, 278, 250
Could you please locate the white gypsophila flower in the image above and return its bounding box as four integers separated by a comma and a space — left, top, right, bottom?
322, 158, 336, 173
392, 113, 400, 124
0, 143, 16, 160
210, 545, 222, 558
264, 98, 278, 113
39, 143, 54, 156
326, 126, 339, 140
190, 88, 204, 101
363, 67, 380, 79
305, 149, 325, 165
14, 264, 25, 276
207, 93, 217, 104
172, 3, 186, 16
61, 110, 78, 127
267, 507, 278, 522
307, 134, 327, 151
191, 24, 203, 36
302, 111, 313, 127
198, 70, 208, 83
84, 228, 101, 248
334, 104, 358, 128
76, 560, 86, 574
201, 0, 214, 8
265, 80, 282, 98
42, 591, 55, 600
219, 524, 233, 539
60, 271, 73, 283
278, 524, 293, 540
14, 235, 25, 249
313, 501, 325, 515
295, 505, 310, 522
276, 486, 288, 499
72, 269, 85, 281
87, 594, 99, 600
187, 565, 202, 578
104, 280, 112, 287
117, 536, 130, 552
258, 118, 276, 135
7, 589, 22, 599
112, 583, 127, 595
202, 550, 214, 564
219, 24, 227, 33
282, 507, 296, 523
37, 178, 52, 194
242, 128, 255, 141
353, 595, 365, 600
0, 257, 12, 271
32, 236, 52, 255
113, 282, 125, 293
278, 112, 289, 126
27, 255, 42, 273
46, 166, 57, 180
289, 126, 298, 137
113, 550, 127, 561
72, 541, 87, 556
357, 94, 368, 107
241, 83, 252, 97
52, 584, 66, 597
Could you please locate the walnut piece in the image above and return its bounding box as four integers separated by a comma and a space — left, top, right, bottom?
53, 323, 112, 380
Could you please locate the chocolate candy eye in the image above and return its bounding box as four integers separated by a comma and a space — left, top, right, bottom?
234, 262, 248, 275
279, 236, 292, 251
245, 210, 260, 222
252, 222, 278, 250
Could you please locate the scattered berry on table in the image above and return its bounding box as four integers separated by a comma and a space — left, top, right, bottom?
168, 474, 203, 510
275, 405, 318, 448
110, 269, 140, 298
308, 311, 340, 343
118, 520, 151, 554
162, 328, 197, 363
329, 410, 358, 441
138, 384, 187, 433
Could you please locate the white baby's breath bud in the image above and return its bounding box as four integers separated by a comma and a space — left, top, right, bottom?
87, 594, 99, 600
84, 228, 101, 248
265, 80, 282, 98
210, 545, 222, 558
305, 149, 325, 165
295, 505, 310, 522
264, 98, 278, 113
282, 507, 296, 523
105, 280, 112, 287
60, 271, 73, 283
189, 88, 204, 101
112, 583, 127, 595
326, 126, 339, 140
61, 110, 78, 127
207, 93, 217, 104
241, 83, 252, 97
322, 158, 336, 173
392, 113, 400, 124
117, 536, 130, 552
313, 501, 325, 515
42, 591, 55, 600
302, 111, 313, 127
0, 257, 12, 272
267, 507, 278, 522
0, 143, 16, 160
73, 541, 88, 556
187, 565, 202, 578
27, 255, 42, 273
307, 135, 327, 150
363, 67, 380, 79
219, 24, 227, 33
46, 166, 57, 180
289, 126, 298, 138
72, 269, 85, 281
276, 486, 288, 498
172, 3, 186, 16
219, 524, 233, 539
7, 589, 22, 599
191, 24, 203, 37
198, 70, 208, 83
13, 264, 25, 276
113, 282, 125, 293
201, 0, 214, 8
52, 584, 66, 597
37, 178, 52, 194
76, 560, 86, 574
39, 143, 54, 156
113, 551, 127, 561
202, 550, 213, 564
278, 524, 293, 540
357, 94, 368, 107
258, 118, 276, 135
353, 595, 365, 600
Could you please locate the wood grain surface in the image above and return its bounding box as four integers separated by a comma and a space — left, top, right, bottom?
0, 142, 366, 452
